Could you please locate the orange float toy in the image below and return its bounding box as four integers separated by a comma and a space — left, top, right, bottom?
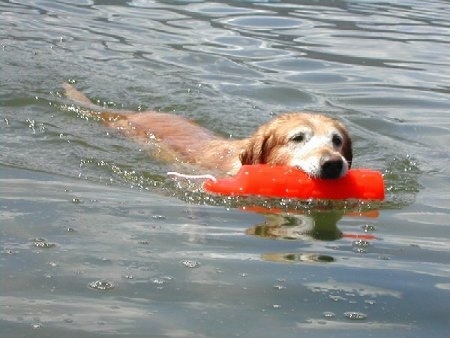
203, 165, 385, 200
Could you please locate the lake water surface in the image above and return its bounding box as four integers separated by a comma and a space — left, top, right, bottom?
1, 0, 450, 337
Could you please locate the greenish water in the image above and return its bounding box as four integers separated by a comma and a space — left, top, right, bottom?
1, 0, 449, 337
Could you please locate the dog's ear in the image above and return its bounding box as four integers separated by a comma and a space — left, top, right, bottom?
341, 130, 353, 168
239, 132, 273, 165
343, 138, 353, 168
334, 120, 353, 168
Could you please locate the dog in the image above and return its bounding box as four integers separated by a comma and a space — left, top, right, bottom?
63, 83, 352, 178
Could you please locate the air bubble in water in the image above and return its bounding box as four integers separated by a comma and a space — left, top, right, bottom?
352, 239, 370, 253
33, 238, 56, 249
88, 280, 115, 291
352, 240, 370, 247
361, 224, 376, 232
152, 278, 166, 286
323, 311, 336, 319
181, 260, 200, 268
344, 311, 367, 320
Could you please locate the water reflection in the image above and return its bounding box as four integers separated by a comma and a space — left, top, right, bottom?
247, 210, 344, 241
262, 252, 336, 264
246, 209, 377, 263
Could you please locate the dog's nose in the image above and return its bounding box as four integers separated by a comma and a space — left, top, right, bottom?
320, 158, 344, 179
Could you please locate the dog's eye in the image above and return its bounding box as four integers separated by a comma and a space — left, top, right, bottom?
332, 134, 343, 147
290, 133, 305, 143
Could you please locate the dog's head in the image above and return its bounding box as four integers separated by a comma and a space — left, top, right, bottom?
240, 113, 352, 179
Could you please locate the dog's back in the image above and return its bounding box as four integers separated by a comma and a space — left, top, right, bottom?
64, 83, 244, 173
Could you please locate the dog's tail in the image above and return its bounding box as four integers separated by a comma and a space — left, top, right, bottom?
63, 82, 98, 108
63, 83, 127, 123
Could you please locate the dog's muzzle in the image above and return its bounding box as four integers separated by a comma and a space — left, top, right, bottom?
320, 158, 345, 179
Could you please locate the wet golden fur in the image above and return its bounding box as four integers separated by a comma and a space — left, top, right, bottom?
63, 83, 352, 178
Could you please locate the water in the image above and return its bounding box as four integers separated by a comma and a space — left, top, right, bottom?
1, 0, 449, 337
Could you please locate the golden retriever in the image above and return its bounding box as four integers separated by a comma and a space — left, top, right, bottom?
63, 83, 352, 178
